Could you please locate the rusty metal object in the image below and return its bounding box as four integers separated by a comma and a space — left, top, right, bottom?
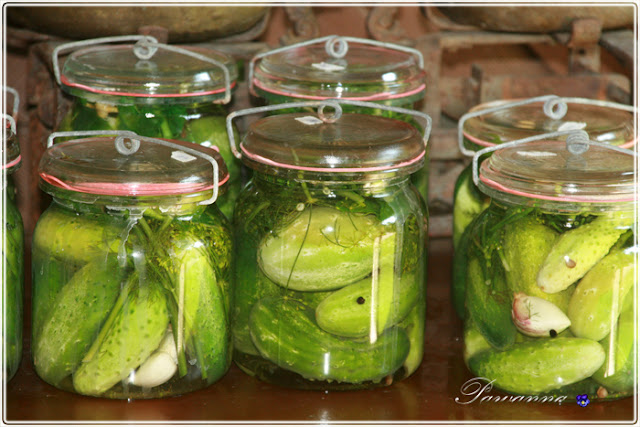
217, 9, 271, 43
600, 30, 634, 72
282, 6, 319, 44
470, 62, 629, 105
7, 6, 269, 42
434, 6, 633, 33
366, 6, 411, 45
422, 6, 478, 32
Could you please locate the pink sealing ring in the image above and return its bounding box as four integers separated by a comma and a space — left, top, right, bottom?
253, 78, 426, 102
41, 171, 228, 197
61, 74, 236, 99
240, 144, 425, 173
3, 155, 21, 170
480, 175, 635, 204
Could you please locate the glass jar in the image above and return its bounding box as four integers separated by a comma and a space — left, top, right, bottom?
459, 131, 636, 401
451, 96, 635, 318
32, 131, 232, 399
3, 113, 23, 381
249, 35, 429, 204
53, 36, 241, 219
453, 96, 635, 248
229, 101, 430, 390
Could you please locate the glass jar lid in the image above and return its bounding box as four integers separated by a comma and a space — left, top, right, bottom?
478, 138, 636, 209
252, 36, 426, 102
3, 115, 20, 173
239, 111, 425, 179
463, 99, 635, 149
39, 134, 228, 205
59, 41, 237, 104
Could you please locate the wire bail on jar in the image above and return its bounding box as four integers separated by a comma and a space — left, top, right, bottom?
47, 130, 220, 205
225, 99, 433, 160
52, 35, 232, 104
3, 113, 16, 135
471, 129, 638, 189
3, 86, 20, 120
248, 35, 425, 97
458, 95, 637, 157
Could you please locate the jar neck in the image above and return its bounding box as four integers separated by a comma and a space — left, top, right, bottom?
72, 96, 228, 113
253, 170, 411, 198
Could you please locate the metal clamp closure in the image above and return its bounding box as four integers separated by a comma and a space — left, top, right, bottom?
459, 95, 637, 157
471, 129, 638, 188
47, 130, 220, 205
226, 99, 432, 161
248, 35, 425, 96
52, 35, 231, 104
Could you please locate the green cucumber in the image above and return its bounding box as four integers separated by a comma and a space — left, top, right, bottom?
568, 248, 634, 341
73, 278, 169, 396
249, 297, 410, 383
258, 206, 385, 291
32, 207, 123, 264
468, 338, 606, 395
174, 238, 230, 383
463, 322, 492, 367
537, 212, 633, 294
315, 234, 416, 337
592, 293, 635, 392
452, 165, 489, 249
466, 252, 516, 350
233, 237, 332, 356
4, 198, 23, 378
397, 303, 425, 375
451, 215, 477, 319
33, 256, 125, 386
502, 216, 574, 311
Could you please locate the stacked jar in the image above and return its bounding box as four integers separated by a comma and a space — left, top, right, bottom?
249, 36, 430, 205
3, 107, 24, 382
228, 100, 431, 390
52, 35, 241, 219
458, 126, 636, 400
31, 131, 232, 398
451, 96, 636, 318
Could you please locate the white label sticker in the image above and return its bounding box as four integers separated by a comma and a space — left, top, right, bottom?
517, 151, 557, 158
558, 121, 587, 132
295, 116, 324, 126
311, 61, 346, 72
171, 150, 197, 163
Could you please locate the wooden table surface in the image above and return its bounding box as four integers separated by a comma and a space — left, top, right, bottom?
5, 240, 636, 423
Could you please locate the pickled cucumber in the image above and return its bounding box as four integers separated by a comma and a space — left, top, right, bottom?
468, 338, 606, 394
73, 279, 169, 396
32, 207, 123, 263
568, 248, 635, 341
466, 253, 516, 350
315, 267, 420, 338
33, 256, 125, 386
452, 166, 488, 249
537, 212, 633, 294
315, 234, 411, 337
463, 322, 491, 367
502, 216, 573, 311
398, 303, 425, 375
258, 206, 383, 291
249, 297, 410, 383
174, 237, 230, 383
592, 292, 635, 392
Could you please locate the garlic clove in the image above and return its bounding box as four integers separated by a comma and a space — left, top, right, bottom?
131, 329, 178, 388
511, 292, 571, 337
132, 352, 178, 388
